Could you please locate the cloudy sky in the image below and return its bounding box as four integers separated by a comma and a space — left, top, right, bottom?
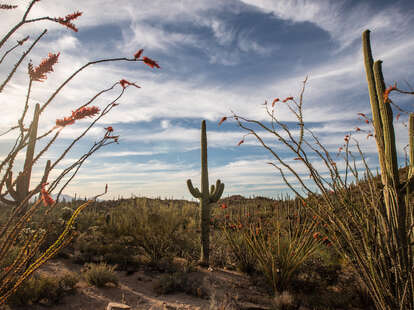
0, 0, 413, 201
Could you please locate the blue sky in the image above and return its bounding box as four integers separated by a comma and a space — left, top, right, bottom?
1, 0, 414, 200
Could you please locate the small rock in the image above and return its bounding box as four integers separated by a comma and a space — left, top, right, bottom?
105, 282, 117, 288
106, 302, 131, 310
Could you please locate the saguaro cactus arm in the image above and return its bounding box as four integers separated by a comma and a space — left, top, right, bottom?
16, 103, 40, 203
373, 60, 399, 188
362, 30, 387, 186
210, 179, 224, 202
187, 179, 202, 198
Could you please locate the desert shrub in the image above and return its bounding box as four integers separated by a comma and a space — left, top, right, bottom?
241, 204, 322, 294
60, 207, 74, 221
57, 271, 79, 294
153, 271, 208, 297
209, 231, 232, 269
221, 224, 257, 273
106, 201, 191, 266
153, 272, 189, 295
6, 272, 78, 307
82, 262, 118, 288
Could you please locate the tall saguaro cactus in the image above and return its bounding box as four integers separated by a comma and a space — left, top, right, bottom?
362, 29, 413, 289
187, 120, 224, 266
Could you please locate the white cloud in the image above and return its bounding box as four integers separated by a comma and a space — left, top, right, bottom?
238, 0, 412, 49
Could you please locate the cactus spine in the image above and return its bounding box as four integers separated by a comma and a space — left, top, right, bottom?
362, 29, 412, 273
187, 120, 224, 266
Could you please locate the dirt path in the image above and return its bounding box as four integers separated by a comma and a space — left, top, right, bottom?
8, 258, 272, 310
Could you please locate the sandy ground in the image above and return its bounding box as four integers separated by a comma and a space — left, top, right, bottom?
6, 258, 273, 310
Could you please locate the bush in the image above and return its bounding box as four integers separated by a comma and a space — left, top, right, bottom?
6, 272, 78, 307
82, 262, 118, 288
152, 271, 208, 297
106, 201, 192, 266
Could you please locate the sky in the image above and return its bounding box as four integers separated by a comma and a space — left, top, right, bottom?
0, 0, 413, 201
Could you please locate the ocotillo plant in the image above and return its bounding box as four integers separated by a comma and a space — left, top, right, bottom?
224, 29, 413, 308
0, 1, 159, 305
187, 120, 224, 266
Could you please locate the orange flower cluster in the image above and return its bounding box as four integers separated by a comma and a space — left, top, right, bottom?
133, 49, 160, 69
40, 183, 55, 207
218, 117, 227, 126
56, 106, 100, 127
104, 126, 119, 143
143, 56, 160, 69
134, 49, 143, 59
56, 11, 82, 32
28, 52, 60, 82
357, 112, 370, 124
282, 96, 294, 103
383, 83, 397, 103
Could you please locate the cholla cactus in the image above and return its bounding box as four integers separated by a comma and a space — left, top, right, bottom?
187, 120, 224, 266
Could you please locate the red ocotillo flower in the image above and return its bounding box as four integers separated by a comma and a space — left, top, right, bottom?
56, 106, 100, 127
28, 52, 60, 82
313, 232, 321, 239
120, 79, 140, 89
56, 11, 82, 32
282, 96, 293, 102
384, 83, 397, 103
105, 126, 114, 132
221, 203, 227, 209
134, 48, 144, 59
55, 116, 75, 127
41, 183, 55, 207
218, 117, 227, 126
272, 98, 280, 107
142, 56, 160, 69
237, 139, 244, 146
396, 113, 401, 121
72, 106, 100, 120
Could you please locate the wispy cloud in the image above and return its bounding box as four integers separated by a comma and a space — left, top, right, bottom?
1, 0, 412, 200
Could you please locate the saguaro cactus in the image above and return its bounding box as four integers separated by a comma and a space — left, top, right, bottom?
362, 29, 413, 281
1, 103, 51, 214
187, 120, 224, 266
